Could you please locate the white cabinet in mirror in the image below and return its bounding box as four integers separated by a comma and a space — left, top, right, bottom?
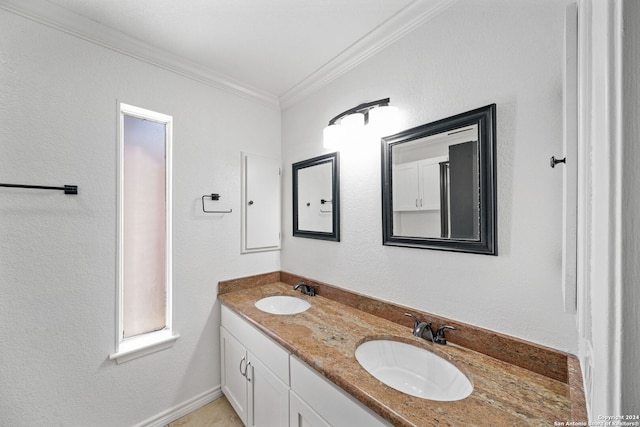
381, 104, 496, 255
391, 125, 478, 240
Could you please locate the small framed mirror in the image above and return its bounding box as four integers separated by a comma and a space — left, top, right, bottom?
381, 104, 496, 254
293, 152, 340, 241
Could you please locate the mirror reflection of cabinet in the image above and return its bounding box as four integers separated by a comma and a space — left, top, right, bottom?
393, 156, 447, 211
241, 152, 281, 253
382, 104, 496, 255
393, 156, 447, 238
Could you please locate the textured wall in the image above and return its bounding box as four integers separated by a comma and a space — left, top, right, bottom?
281, 0, 578, 353
0, 9, 280, 426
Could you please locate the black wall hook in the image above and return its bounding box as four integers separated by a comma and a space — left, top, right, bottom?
550, 156, 566, 168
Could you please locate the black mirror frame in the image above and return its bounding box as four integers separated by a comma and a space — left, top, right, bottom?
381, 104, 497, 255
292, 152, 340, 241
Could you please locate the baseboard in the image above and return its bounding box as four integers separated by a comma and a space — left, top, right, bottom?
134, 385, 223, 427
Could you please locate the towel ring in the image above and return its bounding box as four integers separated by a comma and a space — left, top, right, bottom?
201, 193, 232, 214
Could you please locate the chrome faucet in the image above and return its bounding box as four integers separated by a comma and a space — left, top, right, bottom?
405, 313, 456, 345
293, 281, 316, 296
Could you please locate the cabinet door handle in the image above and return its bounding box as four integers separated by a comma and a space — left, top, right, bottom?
248, 200, 254, 205
415, 199, 418, 208
246, 361, 252, 382
239, 356, 247, 377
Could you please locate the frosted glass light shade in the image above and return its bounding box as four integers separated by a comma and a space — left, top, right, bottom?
340, 112, 365, 133
341, 112, 365, 147
368, 105, 400, 138
323, 124, 344, 149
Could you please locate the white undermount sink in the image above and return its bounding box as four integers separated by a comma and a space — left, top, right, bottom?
254, 296, 310, 315
355, 339, 473, 401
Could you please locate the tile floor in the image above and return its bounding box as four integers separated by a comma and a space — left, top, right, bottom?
165, 396, 243, 427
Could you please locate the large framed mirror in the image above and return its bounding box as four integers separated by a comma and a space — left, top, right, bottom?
381, 104, 496, 254
293, 152, 340, 241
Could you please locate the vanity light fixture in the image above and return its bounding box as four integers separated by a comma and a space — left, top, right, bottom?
323, 98, 398, 149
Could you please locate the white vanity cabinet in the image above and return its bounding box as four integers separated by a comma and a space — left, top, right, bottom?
290, 356, 389, 427
289, 390, 330, 427
221, 306, 289, 427
221, 305, 390, 427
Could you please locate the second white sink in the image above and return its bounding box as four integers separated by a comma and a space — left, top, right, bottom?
355, 339, 473, 401
255, 295, 310, 315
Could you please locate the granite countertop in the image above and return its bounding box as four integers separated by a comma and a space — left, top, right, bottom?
219, 282, 570, 426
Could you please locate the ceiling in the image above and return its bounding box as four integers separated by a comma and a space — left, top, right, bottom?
1, 0, 453, 107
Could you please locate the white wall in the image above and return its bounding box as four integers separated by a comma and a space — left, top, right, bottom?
281, 0, 578, 353
0, 9, 280, 426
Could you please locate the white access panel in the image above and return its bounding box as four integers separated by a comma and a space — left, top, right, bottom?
241, 152, 281, 253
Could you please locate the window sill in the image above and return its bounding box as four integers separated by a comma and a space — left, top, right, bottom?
109, 331, 180, 364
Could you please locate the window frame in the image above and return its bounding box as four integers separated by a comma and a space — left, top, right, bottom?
109, 102, 178, 364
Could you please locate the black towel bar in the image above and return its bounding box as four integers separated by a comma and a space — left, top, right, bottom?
0, 183, 78, 194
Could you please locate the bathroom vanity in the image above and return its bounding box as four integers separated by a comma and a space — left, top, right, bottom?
221, 304, 388, 426
219, 273, 587, 426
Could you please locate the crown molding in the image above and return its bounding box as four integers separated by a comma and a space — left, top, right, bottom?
279, 0, 456, 110
1, 0, 455, 111
0, 0, 280, 108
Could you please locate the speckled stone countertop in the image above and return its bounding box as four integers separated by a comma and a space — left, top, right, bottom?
219, 282, 572, 427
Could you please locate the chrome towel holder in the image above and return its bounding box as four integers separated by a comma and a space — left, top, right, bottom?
201, 193, 232, 213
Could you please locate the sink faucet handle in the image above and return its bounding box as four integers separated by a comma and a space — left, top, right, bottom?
434, 325, 456, 345
293, 281, 316, 296
404, 313, 421, 330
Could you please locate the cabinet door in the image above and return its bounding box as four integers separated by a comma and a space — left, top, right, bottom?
247, 351, 289, 427
242, 152, 281, 253
392, 162, 419, 211
290, 391, 330, 427
220, 327, 248, 425
290, 357, 390, 427
418, 161, 441, 210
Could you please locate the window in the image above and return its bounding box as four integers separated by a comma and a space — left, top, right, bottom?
110, 103, 178, 364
